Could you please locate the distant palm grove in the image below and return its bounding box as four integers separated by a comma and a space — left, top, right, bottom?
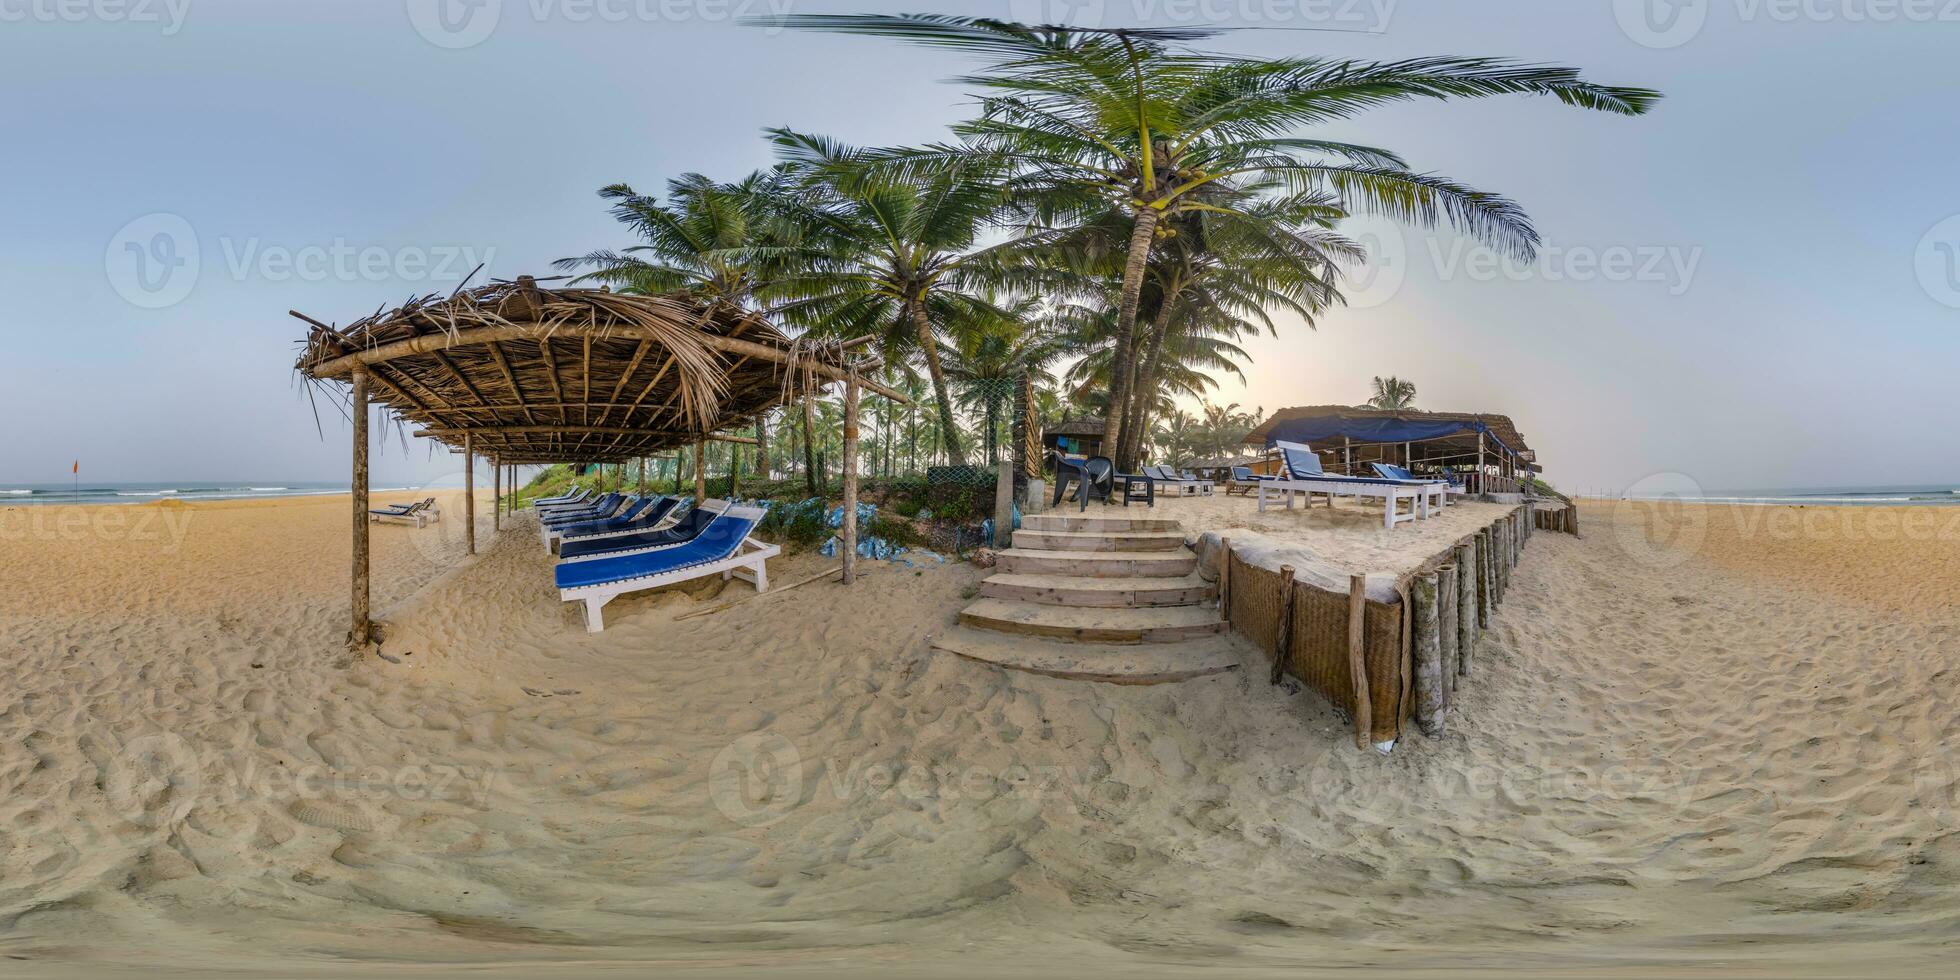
555, 16, 1656, 482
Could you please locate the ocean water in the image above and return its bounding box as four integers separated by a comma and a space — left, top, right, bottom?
1612, 485, 1960, 506
0, 482, 415, 506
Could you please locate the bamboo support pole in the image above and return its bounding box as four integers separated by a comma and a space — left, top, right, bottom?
841, 368, 860, 585
1413, 572, 1444, 738
993, 455, 1015, 549
464, 432, 476, 556
1271, 564, 1296, 685
1347, 574, 1371, 750
1455, 543, 1477, 677
693, 440, 706, 503
492, 458, 501, 532
350, 366, 371, 650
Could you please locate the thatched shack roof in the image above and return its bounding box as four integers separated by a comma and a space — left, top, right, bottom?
1044, 417, 1106, 437
1242, 405, 1536, 462
293, 277, 901, 465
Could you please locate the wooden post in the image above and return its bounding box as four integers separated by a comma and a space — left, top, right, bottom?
1476, 433, 1486, 495
1347, 574, 1371, 750
1269, 564, 1296, 685
1218, 537, 1232, 625
1437, 564, 1458, 706
694, 440, 706, 503
492, 457, 501, 532
1476, 530, 1492, 628
1456, 544, 1477, 677
1413, 572, 1444, 738
349, 366, 371, 650
841, 367, 861, 585
464, 431, 476, 556
638, 457, 646, 495
730, 441, 742, 501
993, 453, 1015, 549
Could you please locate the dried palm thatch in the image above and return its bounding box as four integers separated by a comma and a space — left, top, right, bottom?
293, 276, 901, 464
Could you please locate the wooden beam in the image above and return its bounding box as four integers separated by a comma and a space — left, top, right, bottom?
537, 338, 567, 419
350, 366, 371, 651
415, 425, 758, 440
301, 321, 912, 403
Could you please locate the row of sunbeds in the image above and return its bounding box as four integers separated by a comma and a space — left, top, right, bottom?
1234, 441, 1467, 529
530, 489, 778, 632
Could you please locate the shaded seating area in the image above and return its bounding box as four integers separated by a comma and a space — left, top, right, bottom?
555, 500, 777, 632
294, 277, 907, 647
1242, 405, 1540, 496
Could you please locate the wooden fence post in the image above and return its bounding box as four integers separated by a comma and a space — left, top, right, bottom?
1270, 564, 1295, 685
1347, 573, 1371, 750
841, 368, 861, 585
1413, 572, 1444, 738
1437, 563, 1458, 706
1455, 543, 1477, 677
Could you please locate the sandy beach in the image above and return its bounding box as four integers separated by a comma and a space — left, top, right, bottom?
2, 493, 1957, 977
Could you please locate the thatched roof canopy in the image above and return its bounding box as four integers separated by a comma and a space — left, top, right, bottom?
294, 277, 902, 465
1043, 417, 1106, 437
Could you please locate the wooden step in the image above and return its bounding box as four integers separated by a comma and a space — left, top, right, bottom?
980, 573, 1213, 608
995, 548, 1196, 578
1019, 514, 1182, 533
932, 626, 1244, 685
1009, 529, 1187, 552
960, 599, 1225, 643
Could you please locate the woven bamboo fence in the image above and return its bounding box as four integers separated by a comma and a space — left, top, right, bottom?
1220, 502, 1536, 751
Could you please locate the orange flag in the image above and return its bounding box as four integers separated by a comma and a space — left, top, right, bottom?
72, 460, 79, 475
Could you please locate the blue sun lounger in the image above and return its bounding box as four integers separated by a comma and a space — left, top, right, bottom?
544, 496, 681, 553
534, 488, 589, 507
538, 492, 626, 525
1258, 441, 1434, 528
555, 501, 777, 632
556, 502, 717, 561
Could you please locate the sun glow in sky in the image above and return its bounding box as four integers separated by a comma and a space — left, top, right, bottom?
3, 0, 1956, 494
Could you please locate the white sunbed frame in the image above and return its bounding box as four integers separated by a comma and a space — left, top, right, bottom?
1146, 466, 1212, 497
370, 499, 440, 528
1257, 478, 1433, 529
557, 503, 778, 632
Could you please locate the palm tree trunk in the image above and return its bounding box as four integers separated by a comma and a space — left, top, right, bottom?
1119, 294, 1179, 465
908, 299, 967, 467
801, 396, 819, 497
1103, 206, 1160, 471
1012, 370, 1036, 480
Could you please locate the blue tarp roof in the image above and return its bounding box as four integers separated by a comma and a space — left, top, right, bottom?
1262, 415, 1522, 460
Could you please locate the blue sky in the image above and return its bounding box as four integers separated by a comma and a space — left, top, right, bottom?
2, 0, 1956, 494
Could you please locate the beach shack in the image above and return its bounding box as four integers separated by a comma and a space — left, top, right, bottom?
1242, 406, 1539, 496
292, 276, 905, 648
1041, 418, 1106, 460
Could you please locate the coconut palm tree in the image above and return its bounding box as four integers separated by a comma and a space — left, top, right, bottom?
942, 300, 1069, 465
1368, 376, 1418, 410
554, 171, 786, 306
763, 15, 1658, 466
757, 129, 1021, 468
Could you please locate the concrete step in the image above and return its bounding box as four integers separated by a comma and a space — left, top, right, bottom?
980, 572, 1213, 608
960, 599, 1226, 643
932, 626, 1245, 684
1009, 529, 1187, 552
1019, 514, 1182, 533
995, 548, 1196, 579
